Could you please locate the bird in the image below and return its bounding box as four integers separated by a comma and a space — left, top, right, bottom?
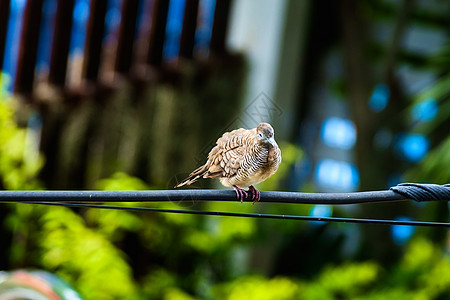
174, 122, 281, 204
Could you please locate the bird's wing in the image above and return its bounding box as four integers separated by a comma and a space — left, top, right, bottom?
205, 128, 251, 178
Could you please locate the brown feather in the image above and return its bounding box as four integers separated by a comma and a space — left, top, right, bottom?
174, 123, 281, 190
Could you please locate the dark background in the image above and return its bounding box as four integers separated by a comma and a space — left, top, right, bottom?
0, 0, 449, 299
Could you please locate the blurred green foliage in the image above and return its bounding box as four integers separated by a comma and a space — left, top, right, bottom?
214, 238, 449, 300
0, 98, 141, 299
1, 96, 449, 299
39, 206, 139, 299
214, 275, 300, 300
5, 202, 142, 299
407, 135, 450, 183
406, 43, 450, 183
0, 98, 43, 189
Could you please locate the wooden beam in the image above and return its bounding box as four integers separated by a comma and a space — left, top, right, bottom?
14, 0, 44, 95
82, 0, 107, 81
210, 0, 231, 55
146, 0, 170, 66
179, 0, 199, 59
49, 0, 75, 87
115, 0, 140, 74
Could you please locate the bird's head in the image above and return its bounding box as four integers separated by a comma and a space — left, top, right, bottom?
256, 123, 276, 147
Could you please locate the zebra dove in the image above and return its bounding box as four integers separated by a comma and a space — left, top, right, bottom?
175, 123, 282, 204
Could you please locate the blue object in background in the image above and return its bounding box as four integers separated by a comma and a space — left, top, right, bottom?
1, 0, 27, 93
411, 98, 439, 122
315, 159, 360, 191
369, 83, 390, 112
70, 0, 90, 55
195, 0, 216, 56
321, 117, 356, 150
391, 216, 416, 245
36, 0, 57, 74
163, 0, 186, 60
396, 133, 429, 162
104, 0, 122, 42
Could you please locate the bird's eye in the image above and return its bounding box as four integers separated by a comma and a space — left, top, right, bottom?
258, 133, 263, 138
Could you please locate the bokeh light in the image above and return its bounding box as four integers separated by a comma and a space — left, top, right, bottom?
369, 83, 390, 112
396, 133, 429, 162
321, 117, 357, 150
315, 159, 360, 191
391, 217, 416, 245
411, 98, 439, 122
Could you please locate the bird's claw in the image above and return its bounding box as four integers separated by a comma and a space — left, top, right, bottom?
248, 185, 261, 204
233, 185, 248, 203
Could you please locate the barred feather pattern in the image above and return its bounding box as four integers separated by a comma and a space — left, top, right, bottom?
175, 123, 281, 189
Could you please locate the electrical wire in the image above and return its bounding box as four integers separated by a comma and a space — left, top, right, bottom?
0, 189, 415, 204
0, 184, 447, 204
17, 201, 449, 228
1, 184, 448, 227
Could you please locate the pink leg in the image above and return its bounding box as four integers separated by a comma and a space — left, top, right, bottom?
233, 185, 248, 203
248, 185, 261, 204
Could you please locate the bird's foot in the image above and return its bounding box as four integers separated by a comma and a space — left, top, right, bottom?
248, 185, 261, 204
233, 185, 248, 203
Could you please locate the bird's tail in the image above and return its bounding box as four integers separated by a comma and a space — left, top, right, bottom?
174, 164, 208, 188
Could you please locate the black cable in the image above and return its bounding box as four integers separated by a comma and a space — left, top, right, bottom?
0, 189, 416, 204
390, 183, 450, 202
19, 201, 449, 228
1, 184, 448, 227
0, 183, 449, 204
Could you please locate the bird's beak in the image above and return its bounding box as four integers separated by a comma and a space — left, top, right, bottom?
266, 136, 276, 147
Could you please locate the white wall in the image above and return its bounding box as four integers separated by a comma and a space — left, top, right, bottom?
226, 0, 310, 140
